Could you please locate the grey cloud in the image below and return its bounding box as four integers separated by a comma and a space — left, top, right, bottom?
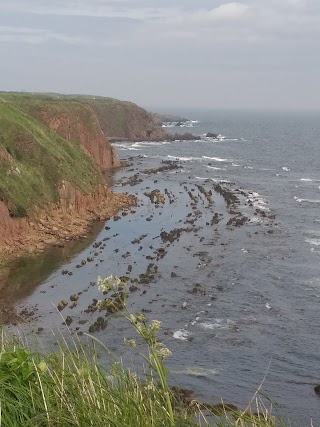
0, 0, 319, 109
0, 25, 92, 45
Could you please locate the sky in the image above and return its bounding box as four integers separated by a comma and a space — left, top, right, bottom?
0, 0, 320, 110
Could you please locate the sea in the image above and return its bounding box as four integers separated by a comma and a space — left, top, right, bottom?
5, 109, 320, 426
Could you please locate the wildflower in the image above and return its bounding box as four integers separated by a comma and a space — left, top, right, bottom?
136, 313, 145, 323
150, 320, 161, 332
155, 342, 172, 359
130, 314, 137, 324
124, 338, 137, 348
156, 347, 172, 359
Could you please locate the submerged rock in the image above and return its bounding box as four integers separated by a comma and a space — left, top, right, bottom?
57, 300, 68, 311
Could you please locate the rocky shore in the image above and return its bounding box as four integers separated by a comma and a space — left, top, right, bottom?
0, 186, 136, 259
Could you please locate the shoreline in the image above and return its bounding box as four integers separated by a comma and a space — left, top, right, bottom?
0, 188, 136, 283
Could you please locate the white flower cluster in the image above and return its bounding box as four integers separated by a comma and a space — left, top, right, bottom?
150, 320, 161, 332
155, 342, 172, 359
97, 275, 126, 293
124, 338, 137, 348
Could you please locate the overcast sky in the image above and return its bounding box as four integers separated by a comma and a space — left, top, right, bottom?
1, 0, 319, 110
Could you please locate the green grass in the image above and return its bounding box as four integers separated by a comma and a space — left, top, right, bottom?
0, 101, 102, 217
0, 92, 152, 139
0, 334, 289, 427
0, 331, 289, 427
0, 276, 292, 427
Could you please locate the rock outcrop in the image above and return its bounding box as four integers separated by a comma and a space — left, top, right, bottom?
0, 181, 135, 255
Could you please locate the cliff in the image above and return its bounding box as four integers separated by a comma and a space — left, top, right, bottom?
0, 93, 136, 256
86, 98, 166, 141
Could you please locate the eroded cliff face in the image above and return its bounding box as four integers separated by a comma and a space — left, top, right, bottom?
88, 101, 166, 141
38, 106, 121, 170
0, 97, 137, 258
0, 181, 135, 256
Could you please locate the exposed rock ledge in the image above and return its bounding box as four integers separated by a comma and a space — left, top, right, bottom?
0, 182, 136, 257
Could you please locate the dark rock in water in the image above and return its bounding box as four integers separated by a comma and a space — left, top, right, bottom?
89, 317, 108, 333
65, 316, 73, 326
57, 300, 68, 311
171, 386, 195, 406
206, 132, 218, 138
167, 132, 201, 141
315, 385, 320, 395
129, 285, 138, 292
171, 272, 178, 278
70, 294, 79, 302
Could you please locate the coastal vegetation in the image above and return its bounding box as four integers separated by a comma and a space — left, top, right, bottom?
0, 101, 101, 218
0, 276, 285, 427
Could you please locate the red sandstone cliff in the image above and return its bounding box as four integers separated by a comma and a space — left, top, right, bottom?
0, 182, 135, 256
36, 105, 121, 170
0, 100, 135, 257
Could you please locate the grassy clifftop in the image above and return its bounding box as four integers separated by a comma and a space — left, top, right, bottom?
0, 100, 102, 218
0, 91, 163, 219
0, 92, 165, 140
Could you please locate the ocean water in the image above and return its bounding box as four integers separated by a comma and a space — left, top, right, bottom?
5, 109, 320, 425
114, 109, 320, 424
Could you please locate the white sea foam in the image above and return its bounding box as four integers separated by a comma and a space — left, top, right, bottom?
167, 155, 200, 162
199, 319, 235, 330
207, 166, 223, 170
211, 178, 231, 184
232, 163, 241, 167
305, 238, 320, 246
202, 156, 230, 162
245, 191, 270, 211
301, 178, 314, 182
294, 196, 320, 204
173, 367, 218, 377
133, 141, 171, 147
282, 167, 291, 172
173, 329, 192, 341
